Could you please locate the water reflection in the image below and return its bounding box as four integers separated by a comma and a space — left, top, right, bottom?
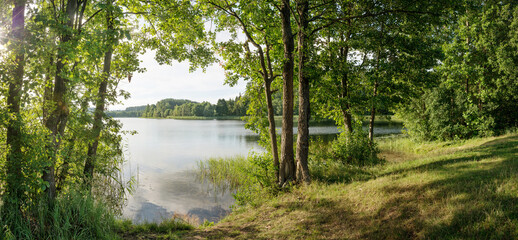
118, 118, 402, 224
187, 206, 230, 223
124, 169, 235, 224
119, 119, 253, 223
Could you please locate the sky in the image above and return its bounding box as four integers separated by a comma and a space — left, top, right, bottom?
110, 51, 247, 110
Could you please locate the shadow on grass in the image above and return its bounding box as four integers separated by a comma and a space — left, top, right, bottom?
285, 135, 518, 239
362, 135, 518, 239
380, 136, 518, 177
185, 224, 262, 240
187, 135, 518, 239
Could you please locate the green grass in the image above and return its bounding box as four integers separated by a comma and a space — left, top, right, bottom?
186, 133, 518, 239
1, 191, 119, 240
197, 156, 250, 194
113, 217, 195, 240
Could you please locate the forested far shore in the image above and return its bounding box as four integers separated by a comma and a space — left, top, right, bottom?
107, 96, 249, 118
108, 93, 333, 118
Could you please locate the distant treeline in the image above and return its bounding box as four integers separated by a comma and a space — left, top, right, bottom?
107, 96, 250, 118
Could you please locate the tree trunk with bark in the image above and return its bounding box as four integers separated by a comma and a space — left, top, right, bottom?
265, 80, 280, 182
43, 0, 81, 201
368, 80, 378, 142
340, 45, 353, 133
260, 42, 280, 184
83, 1, 114, 189
295, 0, 310, 184
279, 0, 296, 186
369, 48, 381, 142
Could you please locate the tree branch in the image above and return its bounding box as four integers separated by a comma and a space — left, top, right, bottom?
81, 8, 103, 27
311, 8, 441, 36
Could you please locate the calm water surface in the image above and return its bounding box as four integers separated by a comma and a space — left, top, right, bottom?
118, 118, 401, 223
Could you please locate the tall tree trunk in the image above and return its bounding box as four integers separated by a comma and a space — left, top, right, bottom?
262, 42, 280, 183
369, 48, 381, 142
84, 3, 114, 188
4, 0, 26, 212
295, 0, 310, 184
43, 55, 54, 126
339, 45, 353, 133
43, 0, 78, 201
279, 0, 295, 185
265, 80, 280, 182
56, 137, 75, 191
368, 80, 378, 142
465, 12, 470, 95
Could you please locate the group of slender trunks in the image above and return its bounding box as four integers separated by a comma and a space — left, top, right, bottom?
4, 0, 114, 211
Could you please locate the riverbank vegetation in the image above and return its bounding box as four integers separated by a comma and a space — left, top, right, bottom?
1, 0, 517, 239
190, 132, 518, 239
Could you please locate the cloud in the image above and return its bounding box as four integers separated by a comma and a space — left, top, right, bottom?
110, 51, 246, 110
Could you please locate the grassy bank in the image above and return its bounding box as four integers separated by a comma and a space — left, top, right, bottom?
185, 133, 518, 239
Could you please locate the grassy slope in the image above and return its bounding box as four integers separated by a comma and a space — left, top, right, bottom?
185, 134, 518, 239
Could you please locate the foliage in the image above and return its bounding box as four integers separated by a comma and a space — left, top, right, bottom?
331, 128, 383, 166
1, 0, 518, 238
308, 138, 375, 183
399, 0, 518, 141
0, 0, 204, 237
399, 85, 495, 141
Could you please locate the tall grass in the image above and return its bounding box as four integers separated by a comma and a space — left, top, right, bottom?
1, 190, 118, 240
197, 153, 277, 206
197, 156, 250, 194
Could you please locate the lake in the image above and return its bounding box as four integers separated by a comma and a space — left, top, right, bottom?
118, 118, 402, 223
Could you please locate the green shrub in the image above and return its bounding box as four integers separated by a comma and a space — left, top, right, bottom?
398, 86, 496, 141
308, 135, 379, 184
331, 129, 382, 166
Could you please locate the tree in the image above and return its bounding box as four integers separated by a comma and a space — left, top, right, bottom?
83, 0, 117, 188
363, 6, 443, 142
278, 0, 296, 185
203, 0, 283, 182
42, 0, 90, 201
3, 0, 27, 218
401, 0, 518, 140
216, 98, 228, 116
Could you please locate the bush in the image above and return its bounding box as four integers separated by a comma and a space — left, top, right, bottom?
331, 129, 382, 166
308, 133, 381, 184
398, 86, 496, 141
